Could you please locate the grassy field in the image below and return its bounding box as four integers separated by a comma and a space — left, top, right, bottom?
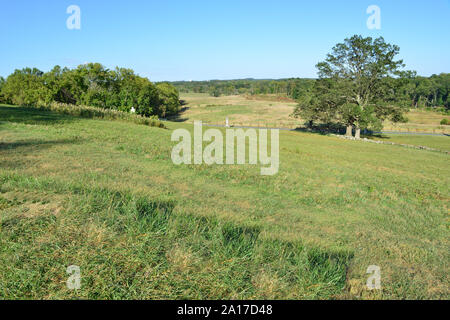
366, 134, 450, 152
383, 109, 450, 134
177, 93, 299, 128
0, 104, 449, 299
178, 93, 450, 134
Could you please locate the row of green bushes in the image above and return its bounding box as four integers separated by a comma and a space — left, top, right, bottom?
0, 63, 181, 119
36, 101, 166, 128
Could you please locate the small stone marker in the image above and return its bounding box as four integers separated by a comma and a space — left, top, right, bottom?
130, 107, 136, 113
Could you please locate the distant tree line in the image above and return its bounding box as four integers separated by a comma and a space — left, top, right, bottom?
172, 78, 315, 100
172, 74, 449, 110
404, 73, 449, 109
0, 63, 181, 118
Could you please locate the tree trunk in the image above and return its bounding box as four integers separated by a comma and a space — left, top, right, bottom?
345, 125, 352, 136
355, 128, 361, 139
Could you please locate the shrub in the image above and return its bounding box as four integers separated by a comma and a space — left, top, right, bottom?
38, 102, 166, 128
156, 82, 181, 117
1, 64, 182, 120
440, 118, 449, 125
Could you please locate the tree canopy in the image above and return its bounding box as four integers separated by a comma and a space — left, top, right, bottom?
0, 63, 181, 119
293, 35, 422, 137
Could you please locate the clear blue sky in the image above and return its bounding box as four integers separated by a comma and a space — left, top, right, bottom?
0, 0, 449, 81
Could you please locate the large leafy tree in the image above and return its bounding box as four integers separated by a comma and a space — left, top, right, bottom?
1, 68, 50, 106
156, 82, 181, 117
295, 35, 410, 137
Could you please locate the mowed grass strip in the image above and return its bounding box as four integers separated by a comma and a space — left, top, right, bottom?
0, 104, 449, 299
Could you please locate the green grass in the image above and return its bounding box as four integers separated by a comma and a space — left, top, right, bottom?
366, 134, 450, 152
0, 104, 449, 299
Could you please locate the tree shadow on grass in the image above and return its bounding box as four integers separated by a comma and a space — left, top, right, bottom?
363, 133, 390, 140
164, 106, 190, 122
0, 138, 84, 170
0, 105, 77, 126
0, 138, 82, 151
293, 122, 347, 136
293, 122, 395, 139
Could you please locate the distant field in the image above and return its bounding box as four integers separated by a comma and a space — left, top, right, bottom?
177, 93, 299, 128
383, 109, 450, 134
179, 93, 450, 134
0, 104, 448, 299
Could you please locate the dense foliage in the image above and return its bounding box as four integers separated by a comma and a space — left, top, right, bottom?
172, 78, 315, 100
404, 73, 449, 109
0, 63, 181, 118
